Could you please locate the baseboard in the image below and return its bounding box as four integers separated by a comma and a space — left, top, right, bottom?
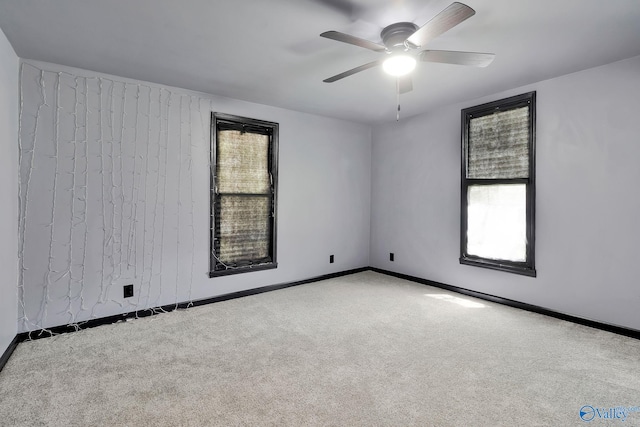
8, 264, 638, 364
16, 267, 370, 342
371, 267, 640, 340
0, 335, 21, 373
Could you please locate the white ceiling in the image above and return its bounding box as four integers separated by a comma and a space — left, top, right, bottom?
1, 0, 640, 124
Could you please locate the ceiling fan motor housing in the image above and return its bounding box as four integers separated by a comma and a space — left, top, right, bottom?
380, 22, 419, 51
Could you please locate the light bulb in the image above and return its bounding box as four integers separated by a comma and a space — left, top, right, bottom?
382, 55, 416, 77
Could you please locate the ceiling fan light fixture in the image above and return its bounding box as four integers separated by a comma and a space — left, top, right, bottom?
382, 55, 416, 77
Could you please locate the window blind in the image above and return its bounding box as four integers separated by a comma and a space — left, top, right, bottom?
216, 196, 270, 263
215, 129, 272, 268
468, 106, 529, 179
216, 130, 270, 194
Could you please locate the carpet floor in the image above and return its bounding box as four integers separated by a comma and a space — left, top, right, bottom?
1, 271, 639, 426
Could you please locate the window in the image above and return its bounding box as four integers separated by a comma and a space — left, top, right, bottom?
210, 113, 278, 277
460, 92, 536, 276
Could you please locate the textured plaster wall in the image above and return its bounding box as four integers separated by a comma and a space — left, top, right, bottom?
371, 55, 640, 331
0, 28, 18, 354
18, 60, 371, 333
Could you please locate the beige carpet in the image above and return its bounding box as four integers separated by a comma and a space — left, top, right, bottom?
1, 271, 639, 426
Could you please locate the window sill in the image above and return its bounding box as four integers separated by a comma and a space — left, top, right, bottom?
460, 257, 536, 277
209, 263, 277, 278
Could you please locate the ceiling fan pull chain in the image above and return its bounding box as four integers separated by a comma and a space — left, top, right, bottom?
396, 78, 401, 121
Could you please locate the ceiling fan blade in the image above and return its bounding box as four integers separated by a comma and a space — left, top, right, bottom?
419, 50, 495, 67
398, 76, 413, 94
320, 31, 386, 52
406, 2, 475, 49
323, 60, 383, 83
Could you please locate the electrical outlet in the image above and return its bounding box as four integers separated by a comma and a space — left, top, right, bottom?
329, 255, 334, 264
390, 252, 395, 262
123, 284, 134, 298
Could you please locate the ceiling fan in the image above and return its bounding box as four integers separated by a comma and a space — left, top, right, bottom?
320, 1, 495, 110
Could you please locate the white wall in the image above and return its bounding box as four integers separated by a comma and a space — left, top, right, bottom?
18, 60, 371, 333
17, 54, 640, 335
371, 55, 640, 331
0, 29, 18, 353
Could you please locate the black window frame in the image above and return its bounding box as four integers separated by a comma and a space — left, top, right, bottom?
460, 91, 536, 277
209, 112, 279, 278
